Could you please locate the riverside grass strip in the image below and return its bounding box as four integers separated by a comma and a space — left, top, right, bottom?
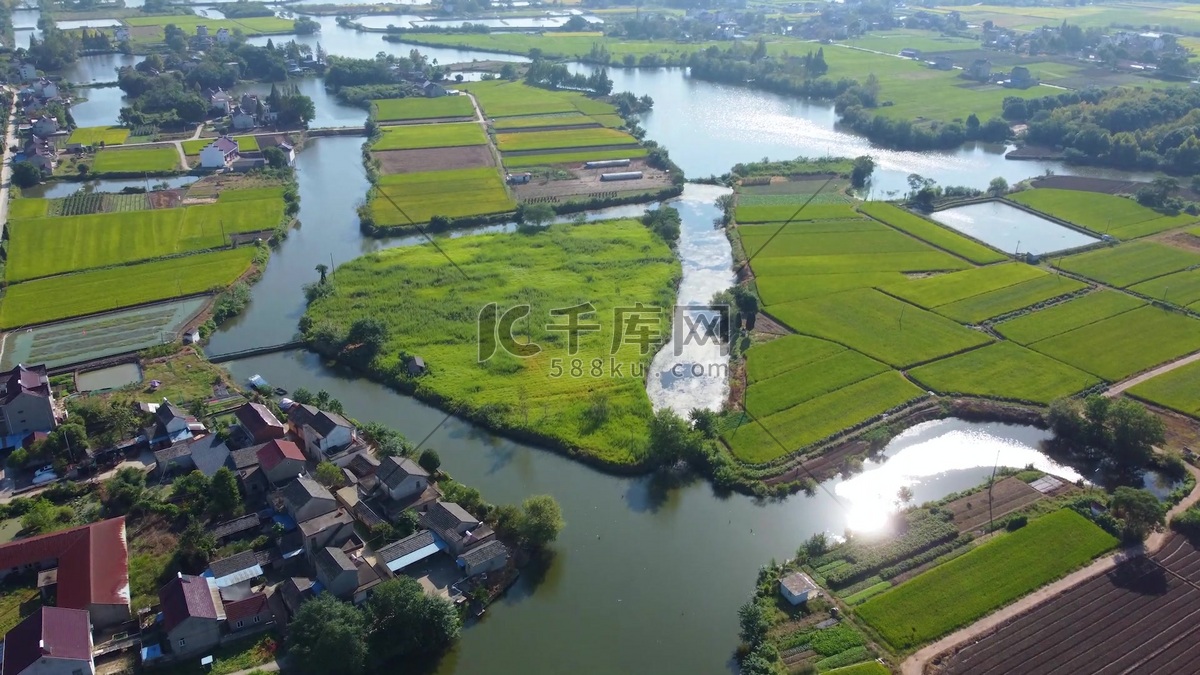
723, 371, 925, 463
303, 220, 677, 466
495, 127, 639, 152
859, 202, 1008, 265
1028, 305, 1200, 381
857, 509, 1118, 652
881, 262, 1046, 309
6, 196, 284, 282
745, 350, 889, 418
1008, 188, 1197, 238
0, 248, 258, 328
995, 290, 1145, 345
373, 96, 474, 121
909, 342, 1100, 404
370, 167, 515, 227
92, 146, 180, 173
1128, 359, 1200, 416
372, 122, 488, 151
1055, 241, 1200, 288
932, 273, 1088, 324
767, 288, 993, 368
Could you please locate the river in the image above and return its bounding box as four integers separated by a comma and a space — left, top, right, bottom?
54, 37, 1153, 674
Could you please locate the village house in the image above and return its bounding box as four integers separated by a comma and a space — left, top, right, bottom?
421, 80, 448, 98
287, 405, 357, 462
22, 137, 57, 174
189, 434, 232, 477
0, 364, 61, 443
199, 136, 240, 169
0, 518, 131, 627
930, 55, 954, 71
209, 513, 266, 546
376, 530, 444, 576
1, 607, 94, 675
223, 592, 272, 633
17, 62, 37, 82
229, 446, 268, 495
256, 439, 306, 486
30, 116, 58, 137
376, 456, 430, 502
314, 546, 357, 599
114, 26, 130, 43
206, 551, 263, 597
30, 78, 58, 100
965, 58, 992, 81
457, 540, 510, 577
146, 400, 200, 447
230, 105, 256, 131
159, 573, 224, 657
283, 476, 337, 523
206, 88, 234, 115
420, 501, 494, 556
779, 571, 819, 605
216, 27, 231, 45
299, 508, 355, 554
234, 402, 286, 445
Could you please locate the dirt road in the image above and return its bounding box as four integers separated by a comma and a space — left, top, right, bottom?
1104, 349, 1200, 398
0, 88, 19, 239
901, 460, 1200, 674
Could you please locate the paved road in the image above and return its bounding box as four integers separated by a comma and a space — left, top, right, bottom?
0, 452, 153, 504
0, 88, 20, 239
901, 460, 1200, 674
1105, 349, 1200, 398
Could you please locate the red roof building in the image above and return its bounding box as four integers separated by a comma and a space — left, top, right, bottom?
158, 574, 224, 657
1, 606, 93, 675
234, 403, 286, 445
256, 439, 306, 485
0, 517, 130, 627
223, 592, 273, 632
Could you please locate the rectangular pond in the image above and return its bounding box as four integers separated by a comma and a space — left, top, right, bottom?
76, 363, 143, 392
929, 201, 1100, 256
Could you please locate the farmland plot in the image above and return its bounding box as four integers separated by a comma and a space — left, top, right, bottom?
745, 350, 889, 418
744, 335, 846, 384
734, 203, 860, 223
995, 290, 1145, 344
1131, 268, 1200, 307
933, 274, 1087, 324
909, 342, 1099, 404
881, 263, 1046, 309
373, 96, 474, 121
1009, 188, 1196, 239
92, 146, 180, 173
859, 202, 1008, 264
1128, 359, 1200, 416
1029, 305, 1200, 381
756, 272, 909, 306
496, 128, 638, 152
370, 167, 514, 226
1055, 241, 1200, 288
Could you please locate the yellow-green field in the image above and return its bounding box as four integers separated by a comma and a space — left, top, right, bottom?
370, 167, 515, 227
373, 96, 474, 121
67, 126, 130, 146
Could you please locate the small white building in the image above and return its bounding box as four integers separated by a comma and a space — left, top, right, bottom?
114, 26, 130, 43
779, 571, 819, 606
216, 28, 231, 44
199, 136, 240, 169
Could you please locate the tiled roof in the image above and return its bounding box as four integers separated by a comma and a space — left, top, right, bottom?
159, 574, 218, 633
314, 546, 355, 581
298, 509, 352, 538
458, 540, 508, 567
0, 517, 128, 611
2, 607, 92, 675
230, 447, 261, 470
208, 550, 259, 579
377, 456, 428, 490
209, 513, 263, 540
234, 402, 284, 440
424, 501, 477, 532
376, 530, 435, 564
208, 136, 239, 153
223, 592, 269, 623
188, 435, 231, 477
257, 439, 304, 472
0, 364, 49, 404
283, 476, 333, 512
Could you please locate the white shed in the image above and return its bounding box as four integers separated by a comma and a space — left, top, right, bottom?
779, 571, 819, 606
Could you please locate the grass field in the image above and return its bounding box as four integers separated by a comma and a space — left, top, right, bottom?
303, 220, 678, 466
845, 30, 980, 55
492, 113, 592, 130
122, 15, 294, 38
768, 288, 993, 368
66, 125, 129, 146
496, 128, 638, 152
502, 147, 648, 168
458, 79, 618, 118
181, 136, 260, 155
371, 167, 514, 226
8, 199, 47, 219
744, 335, 846, 384
1009, 189, 1196, 239
1131, 268, 1200, 307
741, 226, 937, 259
745, 349, 889, 418
724, 371, 925, 463
1055, 241, 1200, 288
756, 272, 910, 306
996, 291, 1145, 345
856, 509, 1117, 652
373, 123, 488, 151
881, 263, 1046, 309
373, 96, 474, 121
1128, 359, 1200, 416
909, 342, 1099, 403
6, 195, 283, 281
91, 146, 180, 173
933, 274, 1087, 323
1028, 305, 1200, 381
858, 202, 1007, 264
734, 203, 860, 223
0, 248, 258, 328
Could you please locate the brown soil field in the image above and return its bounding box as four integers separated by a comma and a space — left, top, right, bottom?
502, 143, 641, 157
373, 145, 494, 174
931, 534, 1200, 675
1160, 231, 1200, 254
943, 476, 1043, 533
147, 188, 184, 209
512, 158, 671, 200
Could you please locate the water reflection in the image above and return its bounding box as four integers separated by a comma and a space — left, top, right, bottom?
930, 201, 1100, 256
21, 175, 199, 199
836, 420, 1083, 533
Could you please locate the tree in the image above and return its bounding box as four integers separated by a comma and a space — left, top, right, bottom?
177, 519, 216, 571
1111, 486, 1165, 542
689, 408, 719, 439
314, 461, 345, 489
288, 595, 367, 675
517, 494, 564, 549
519, 202, 555, 230
987, 176, 1009, 196
21, 498, 74, 535
172, 471, 211, 516
208, 467, 242, 519
263, 145, 288, 169
77, 163, 89, 176
738, 600, 770, 647
897, 485, 914, 506
315, 264, 328, 284
418, 448, 441, 474
849, 155, 875, 188
364, 577, 459, 664
642, 207, 682, 246
12, 161, 40, 188
102, 467, 148, 516
648, 408, 701, 466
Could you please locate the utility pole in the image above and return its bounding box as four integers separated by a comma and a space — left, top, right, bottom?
988, 446, 1001, 532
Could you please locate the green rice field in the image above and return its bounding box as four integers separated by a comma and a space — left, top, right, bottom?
745, 349, 889, 418
857, 509, 1117, 652
881, 263, 1046, 309
1028, 305, 1200, 381
909, 342, 1099, 403
1055, 241, 1200, 288
734, 203, 860, 223
1128, 359, 1200, 416
492, 113, 592, 130
755, 272, 909, 307
373, 96, 474, 121
858, 202, 1008, 264
373, 123, 488, 151
496, 128, 639, 152
66, 126, 130, 146
303, 219, 677, 466
1009, 188, 1196, 239
502, 148, 648, 168
768, 289, 993, 367
92, 146, 180, 173
122, 15, 294, 38
933, 274, 1087, 324
181, 136, 260, 155
371, 167, 515, 226
744, 335, 846, 384
0, 248, 258, 328
1131, 268, 1200, 308
8, 199, 47, 219
996, 291, 1145, 345
459, 79, 618, 118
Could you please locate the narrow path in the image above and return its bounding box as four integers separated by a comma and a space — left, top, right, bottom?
901, 460, 1200, 674
0, 87, 19, 239
223, 659, 281, 675
1104, 349, 1200, 398
466, 92, 506, 175
190, 123, 203, 140
172, 140, 188, 171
